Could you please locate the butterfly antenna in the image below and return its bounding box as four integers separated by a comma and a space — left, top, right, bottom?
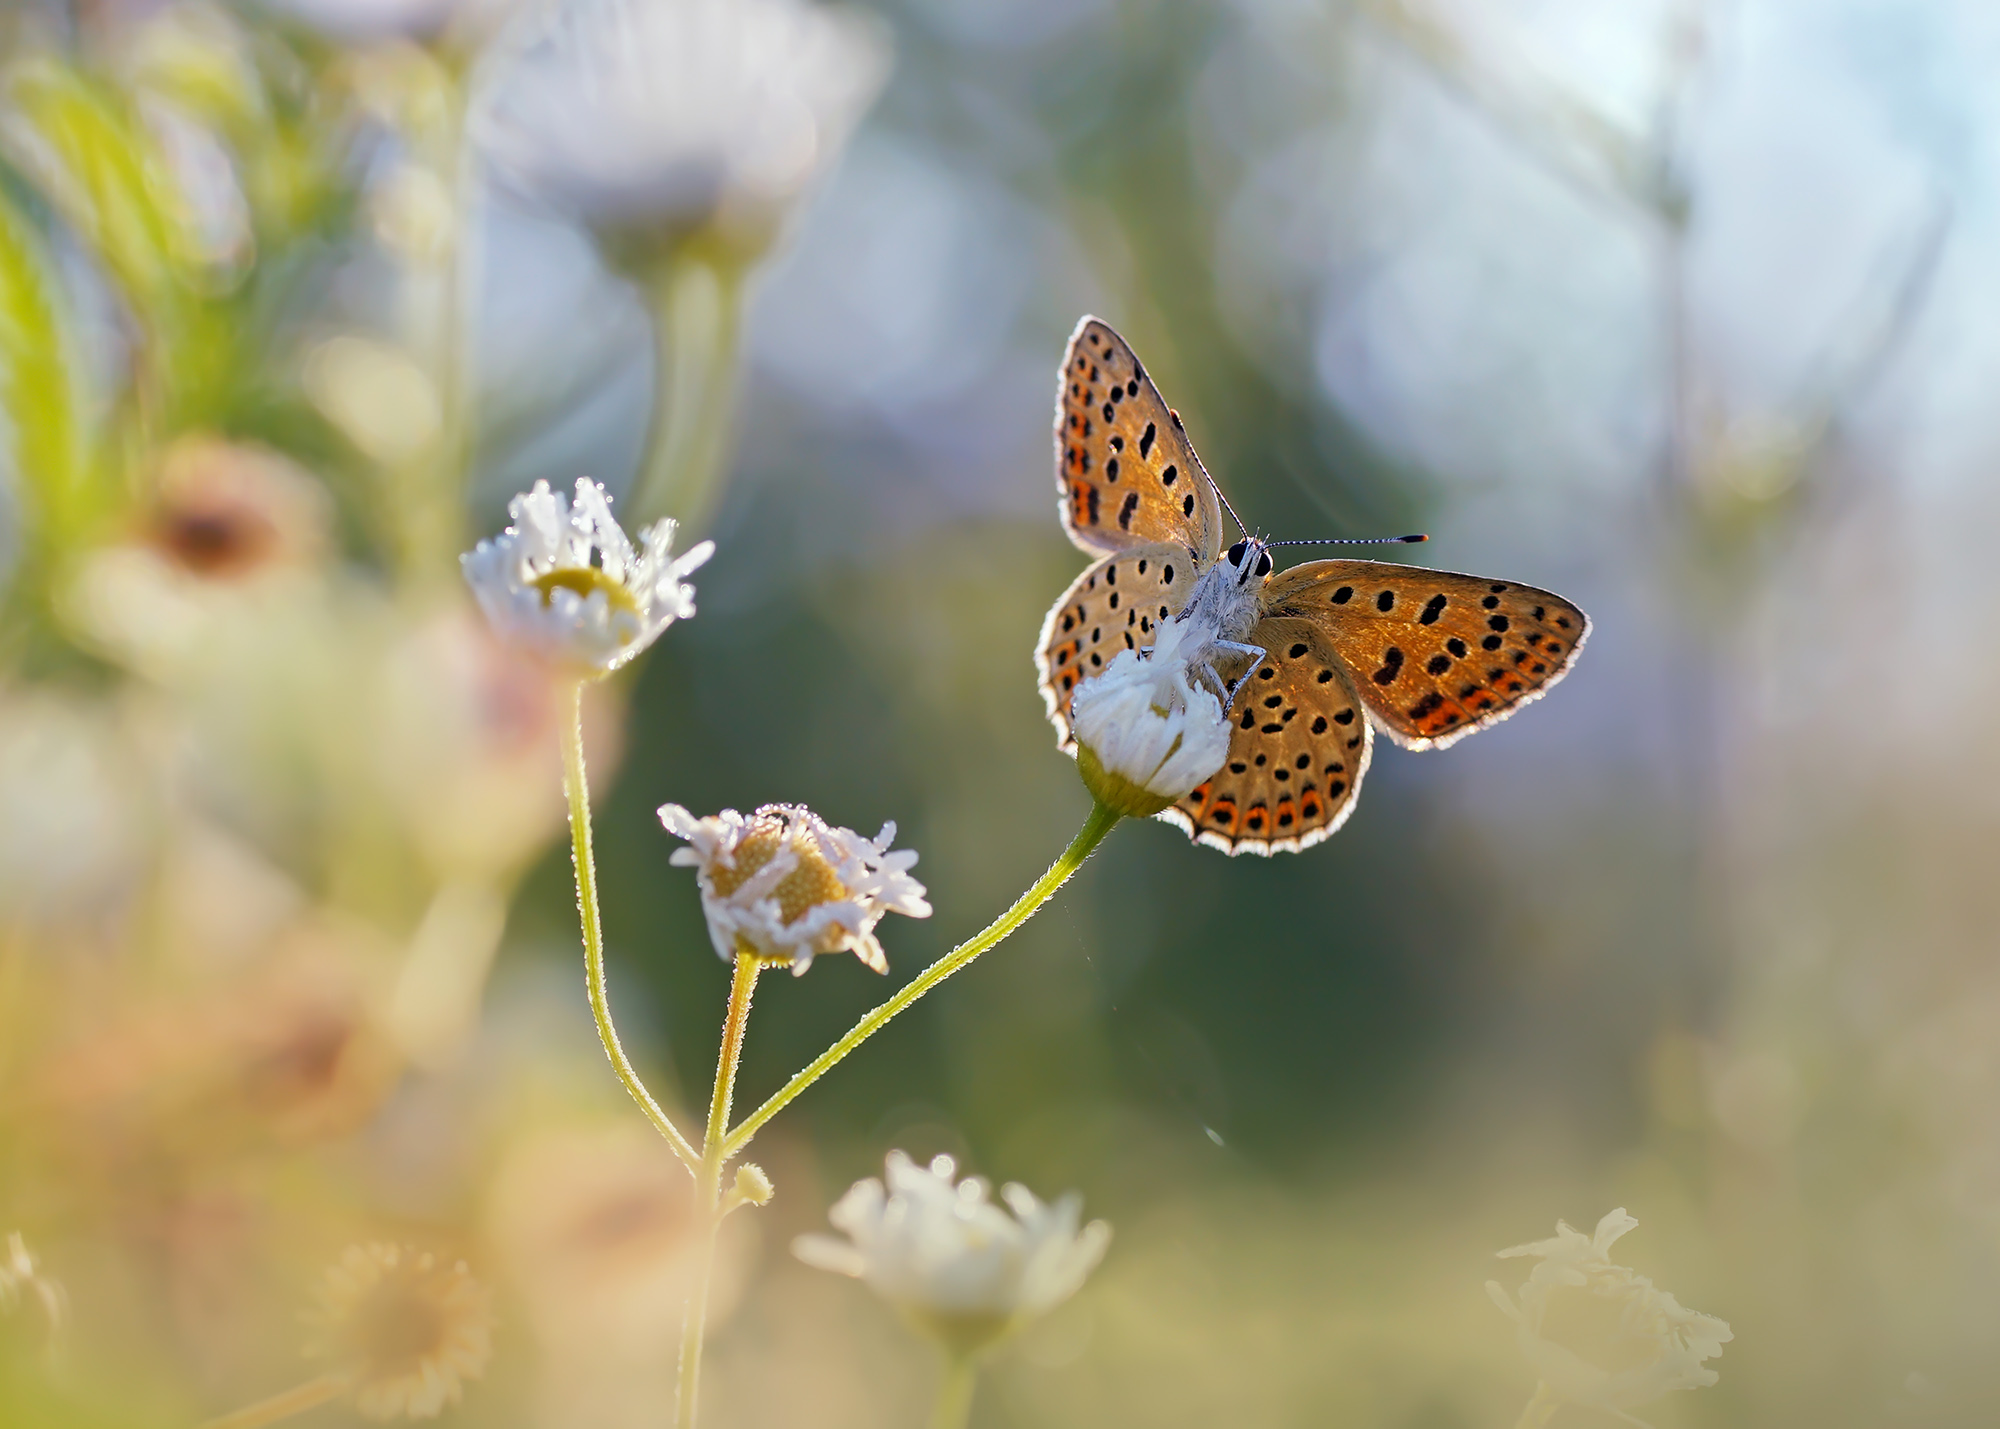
1266, 534, 1429, 546
1209, 473, 1250, 539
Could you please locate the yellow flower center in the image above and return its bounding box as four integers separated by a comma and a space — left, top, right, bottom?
531, 565, 640, 616
1537, 1282, 1663, 1377
708, 822, 851, 924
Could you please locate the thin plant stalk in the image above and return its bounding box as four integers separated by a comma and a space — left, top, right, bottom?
560, 681, 701, 1172
633, 248, 744, 532
198, 1374, 348, 1429
1513, 1382, 1562, 1429
676, 947, 764, 1429
930, 1353, 979, 1429
721, 800, 1124, 1160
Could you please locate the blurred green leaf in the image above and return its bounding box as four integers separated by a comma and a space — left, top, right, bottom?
0, 190, 87, 545
5, 61, 198, 330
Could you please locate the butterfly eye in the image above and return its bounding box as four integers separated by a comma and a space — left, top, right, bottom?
1227, 540, 1249, 565
1255, 551, 1273, 577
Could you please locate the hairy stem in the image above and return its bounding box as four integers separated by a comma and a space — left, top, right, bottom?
721, 801, 1123, 1160
561, 681, 700, 1172
198, 1374, 347, 1429
676, 948, 763, 1428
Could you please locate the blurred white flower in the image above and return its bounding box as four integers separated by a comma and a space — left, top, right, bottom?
461, 478, 712, 675
473, 0, 892, 265
794, 1151, 1110, 1357
658, 803, 929, 976
308, 1244, 494, 1420
1487, 1208, 1733, 1428
1068, 620, 1231, 818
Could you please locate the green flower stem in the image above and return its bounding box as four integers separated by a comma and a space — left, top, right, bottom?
720, 800, 1125, 1161
677, 947, 764, 1429
930, 1353, 979, 1429
197, 1373, 348, 1429
561, 682, 701, 1173
633, 248, 745, 533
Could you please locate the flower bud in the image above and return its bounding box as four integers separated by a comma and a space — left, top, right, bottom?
732, 1163, 774, 1208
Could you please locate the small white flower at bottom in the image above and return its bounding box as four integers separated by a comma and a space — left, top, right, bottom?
1068, 619, 1230, 818
461, 478, 712, 675
1487, 1208, 1733, 1429
658, 803, 929, 976
793, 1151, 1110, 1358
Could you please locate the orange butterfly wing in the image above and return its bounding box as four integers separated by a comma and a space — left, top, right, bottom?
1053, 317, 1222, 563
1261, 560, 1590, 750
1162, 618, 1373, 855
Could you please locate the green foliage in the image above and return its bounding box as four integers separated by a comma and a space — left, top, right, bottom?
6, 61, 199, 340
0, 189, 87, 548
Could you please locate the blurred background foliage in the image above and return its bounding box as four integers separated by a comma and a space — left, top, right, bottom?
1, 0, 1997, 1425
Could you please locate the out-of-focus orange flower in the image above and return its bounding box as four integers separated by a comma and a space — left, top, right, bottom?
27, 927, 402, 1178
145, 436, 330, 581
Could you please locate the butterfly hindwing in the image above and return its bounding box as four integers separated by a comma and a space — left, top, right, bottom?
1261, 560, 1590, 750
1054, 317, 1222, 563
1161, 618, 1373, 855
1035, 541, 1192, 748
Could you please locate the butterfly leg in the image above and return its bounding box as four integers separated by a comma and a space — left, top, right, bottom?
1211, 640, 1267, 706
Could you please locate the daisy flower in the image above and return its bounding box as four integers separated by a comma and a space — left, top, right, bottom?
308, 1244, 495, 1421
658, 803, 929, 976
794, 1151, 1109, 1359
473, 0, 890, 265
1068, 617, 1231, 818
461, 477, 712, 676
1487, 1208, 1733, 1428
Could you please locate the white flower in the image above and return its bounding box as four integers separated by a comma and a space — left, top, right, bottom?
1068, 619, 1231, 818
658, 803, 929, 976
308, 1244, 494, 1420
793, 1152, 1110, 1358
1487, 1209, 1733, 1429
473, 0, 892, 264
461, 478, 712, 675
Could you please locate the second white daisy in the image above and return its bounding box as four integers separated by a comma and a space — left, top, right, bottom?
658, 803, 929, 976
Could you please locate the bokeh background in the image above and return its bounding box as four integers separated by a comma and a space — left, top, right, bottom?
3, 0, 1998, 1425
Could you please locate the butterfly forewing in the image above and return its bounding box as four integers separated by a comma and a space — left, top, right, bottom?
1034, 542, 1190, 747
1262, 561, 1590, 750
1054, 317, 1221, 563
1164, 619, 1374, 854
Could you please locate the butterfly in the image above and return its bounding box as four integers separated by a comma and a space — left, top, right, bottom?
1035, 316, 1591, 854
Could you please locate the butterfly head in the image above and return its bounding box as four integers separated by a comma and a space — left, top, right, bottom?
1224, 537, 1273, 587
